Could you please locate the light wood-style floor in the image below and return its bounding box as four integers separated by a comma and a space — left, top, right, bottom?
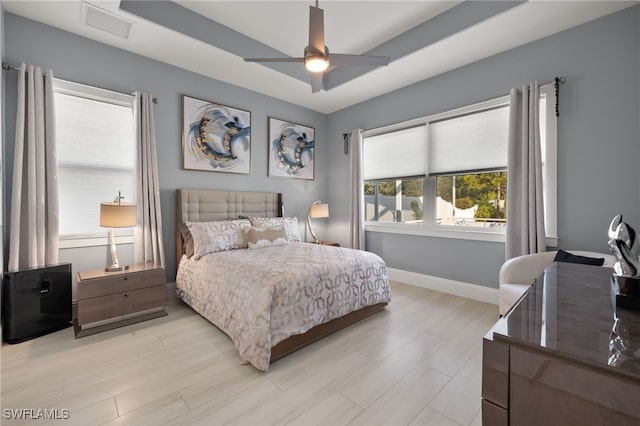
1, 281, 498, 426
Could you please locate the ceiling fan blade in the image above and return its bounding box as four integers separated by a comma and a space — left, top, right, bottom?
309, 72, 325, 93
309, 5, 325, 54
329, 53, 390, 67
244, 57, 304, 63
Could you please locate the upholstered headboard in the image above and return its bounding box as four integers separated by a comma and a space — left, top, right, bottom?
176, 189, 283, 265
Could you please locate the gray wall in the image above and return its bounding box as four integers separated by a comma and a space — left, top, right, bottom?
326, 6, 640, 288
2, 14, 329, 283
2, 7, 639, 291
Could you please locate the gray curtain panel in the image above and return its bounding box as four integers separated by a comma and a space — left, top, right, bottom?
8, 63, 59, 271
133, 92, 165, 267
506, 82, 546, 259
349, 129, 365, 250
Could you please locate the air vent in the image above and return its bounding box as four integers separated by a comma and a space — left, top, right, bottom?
82, 2, 134, 39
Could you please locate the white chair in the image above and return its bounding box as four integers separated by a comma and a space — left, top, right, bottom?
499, 250, 615, 315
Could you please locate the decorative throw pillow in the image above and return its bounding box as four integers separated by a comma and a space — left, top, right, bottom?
178, 222, 195, 258
186, 219, 251, 259
245, 226, 290, 250
249, 216, 301, 242
553, 249, 605, 266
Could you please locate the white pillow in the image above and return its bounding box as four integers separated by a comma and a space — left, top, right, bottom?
244, 226, 290, 250
249, 216, 301, 242
186, 219, 251, 259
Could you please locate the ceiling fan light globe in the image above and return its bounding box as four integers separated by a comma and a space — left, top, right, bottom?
305, 56, 329, 73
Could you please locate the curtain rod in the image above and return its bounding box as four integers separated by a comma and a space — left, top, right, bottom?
2, 61, 159, 104
367, 75, 566, 136
519, 76, 565, 117
535, 76, 565, 91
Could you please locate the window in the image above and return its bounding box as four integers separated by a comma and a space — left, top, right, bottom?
363, 85, 557, 244
364, 178, 424, 222
428, 104, 509, 229
363, 125, 427, 223
435, 172, 506, 228
54, 79, 135, 242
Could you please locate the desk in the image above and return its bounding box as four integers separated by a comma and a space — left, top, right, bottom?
482, 262, 640, 425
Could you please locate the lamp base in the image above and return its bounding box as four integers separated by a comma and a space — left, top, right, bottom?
105, 264, 129, 273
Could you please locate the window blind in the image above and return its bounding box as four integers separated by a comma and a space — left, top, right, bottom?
428, 106, 509, 176
363, 125, 427, 181
55, 86, 135, 237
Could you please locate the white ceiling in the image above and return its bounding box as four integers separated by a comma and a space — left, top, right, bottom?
176, 1, 460, 57
2, 1, 638, 113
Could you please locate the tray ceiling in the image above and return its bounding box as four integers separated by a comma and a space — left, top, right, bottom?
3, 1, 637, 113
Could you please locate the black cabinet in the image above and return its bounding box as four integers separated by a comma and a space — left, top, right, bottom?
2, 263, 72, 343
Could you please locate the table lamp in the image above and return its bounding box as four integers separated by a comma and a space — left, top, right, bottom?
307, 200, 329, 244
100, 191, 136, 272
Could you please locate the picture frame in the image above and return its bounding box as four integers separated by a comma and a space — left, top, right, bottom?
182, 95, 251, 174
268, 117, 315, 180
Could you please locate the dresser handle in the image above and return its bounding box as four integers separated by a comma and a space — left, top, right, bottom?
124, 294, 128, 298
124, 277, 128, 280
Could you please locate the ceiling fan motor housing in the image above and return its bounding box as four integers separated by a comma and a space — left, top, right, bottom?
304, 45, 330, 72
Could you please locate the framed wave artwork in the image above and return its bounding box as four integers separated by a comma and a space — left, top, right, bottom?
182, 95, 251, 174
268, 117, 315, 180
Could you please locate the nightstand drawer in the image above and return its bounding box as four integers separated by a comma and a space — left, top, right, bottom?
77, 268, 165, 299
77, 285, 166, 326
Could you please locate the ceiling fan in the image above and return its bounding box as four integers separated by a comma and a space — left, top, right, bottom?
243, 1, 390, 93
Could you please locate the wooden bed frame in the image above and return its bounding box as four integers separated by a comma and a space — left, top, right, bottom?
175, 189, 387, 363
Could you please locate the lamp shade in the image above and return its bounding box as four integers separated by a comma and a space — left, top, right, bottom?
100, 202, 136, 228
309, 203, 329, 219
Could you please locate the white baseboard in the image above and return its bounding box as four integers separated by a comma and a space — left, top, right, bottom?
387, 267, 499, 305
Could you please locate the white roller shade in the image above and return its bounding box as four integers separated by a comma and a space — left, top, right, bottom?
364, 125, 427, 181
55, 84, 135, 236
429, 106, 509, 175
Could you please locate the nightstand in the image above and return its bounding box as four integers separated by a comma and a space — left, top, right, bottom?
318, 241, 340, 247
74, 262, 167, 338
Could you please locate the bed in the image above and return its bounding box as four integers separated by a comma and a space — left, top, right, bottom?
175, 189, 390, 371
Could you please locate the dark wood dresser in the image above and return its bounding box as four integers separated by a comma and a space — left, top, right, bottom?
482, 262, 640, 425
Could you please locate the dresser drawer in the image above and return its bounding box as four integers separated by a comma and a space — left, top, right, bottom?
77, 268, 165, 299
482, 337, 509, 408
482, 399, 508, 426
77, 285, 166, 326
